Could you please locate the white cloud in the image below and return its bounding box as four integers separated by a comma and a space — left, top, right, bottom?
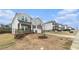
55, 9, 79, 28
0, 10, 15, 18
58, 9, 78, 16
0, 10, 15, 24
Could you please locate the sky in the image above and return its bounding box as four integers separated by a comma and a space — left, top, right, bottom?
0, 9, 79, 29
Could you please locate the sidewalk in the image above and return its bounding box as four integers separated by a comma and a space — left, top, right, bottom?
45, 32, 75, 38
71, 31, 79, 50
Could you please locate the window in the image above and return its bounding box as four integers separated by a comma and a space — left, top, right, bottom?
17, 17, 20, 20
21, 26, 24, 31
37, 25, 42, 29
33, 25, 36, 28
21, 16, 24, 21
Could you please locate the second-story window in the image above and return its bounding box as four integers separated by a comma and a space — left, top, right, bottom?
21, 16, 24, 21
25, 17, 27, 22
37, 25, 42, 29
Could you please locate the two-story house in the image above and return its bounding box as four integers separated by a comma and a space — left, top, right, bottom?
12, 13, 43, 34
42, 20, 57, 31
12, 13, 32, 34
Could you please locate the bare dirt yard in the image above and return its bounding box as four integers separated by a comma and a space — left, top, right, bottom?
2, 33, 73, 50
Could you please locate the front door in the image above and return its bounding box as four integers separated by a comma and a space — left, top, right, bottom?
35, 30, 37, 33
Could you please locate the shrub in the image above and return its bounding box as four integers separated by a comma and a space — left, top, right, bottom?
0, 28, 11, 34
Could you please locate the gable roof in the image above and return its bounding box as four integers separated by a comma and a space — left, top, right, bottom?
44, 20, 56, 24
32, 17, 43, 25
12, 13, 32, 24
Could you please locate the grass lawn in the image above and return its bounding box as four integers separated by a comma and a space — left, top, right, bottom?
0, 33, 15, 49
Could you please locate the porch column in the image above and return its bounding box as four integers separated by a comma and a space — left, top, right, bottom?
24, 26, 26, 31
20, 24, 21, 29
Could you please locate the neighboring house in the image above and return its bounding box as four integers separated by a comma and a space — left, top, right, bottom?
61, 25, 75, 31
42, 20, 57, 31
63, 25, 69, 30
12, 13, 32, 34
63, 25, 71, 31
67, 26, 75, 31
57, 24, 64, 31
42, 21, 74, 32
31, 17, 43, 33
